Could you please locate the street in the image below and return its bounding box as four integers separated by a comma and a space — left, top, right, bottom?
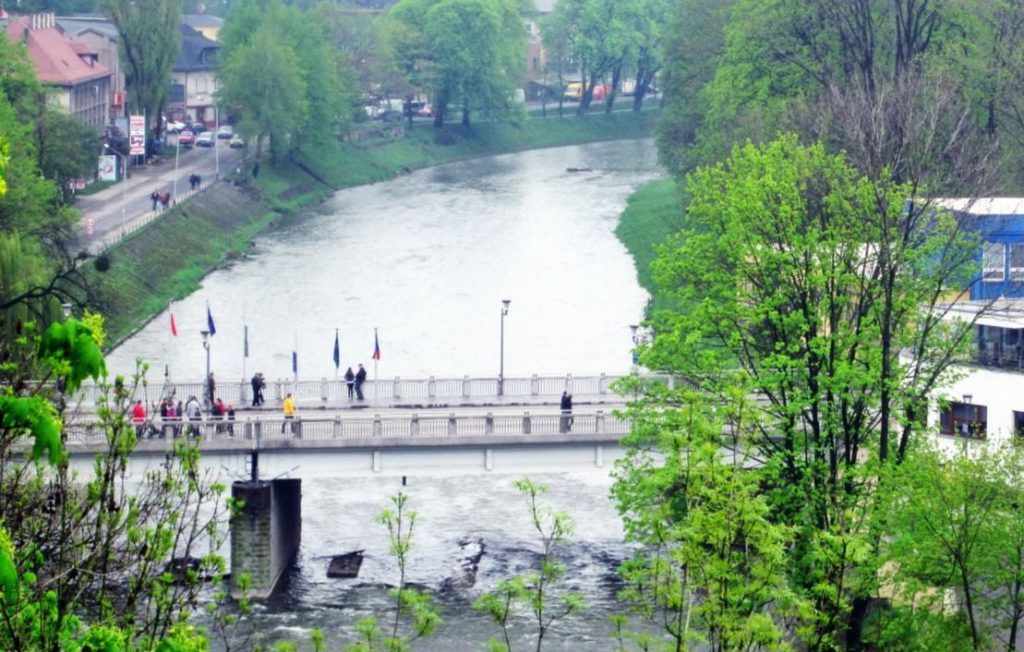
74, 135, 245, 252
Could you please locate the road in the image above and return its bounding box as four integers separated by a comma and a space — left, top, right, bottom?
74, 134, 246, 253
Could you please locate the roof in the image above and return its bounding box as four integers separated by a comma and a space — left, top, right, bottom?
55, 17, 119, 40
5, 15, 111, 86
934, 198, 1024, 216
174, 24, 218, 72
183, 14, 224, 29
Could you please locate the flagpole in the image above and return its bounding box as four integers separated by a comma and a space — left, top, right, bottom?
373, 327, 379, 401
293, 331, 298, 394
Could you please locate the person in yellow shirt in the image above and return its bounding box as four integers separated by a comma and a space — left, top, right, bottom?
281, 393, 296, 434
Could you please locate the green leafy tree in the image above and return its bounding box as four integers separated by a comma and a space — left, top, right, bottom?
103, 0, 184, 139
347, 492, 440, 652
475, 479, 586, 651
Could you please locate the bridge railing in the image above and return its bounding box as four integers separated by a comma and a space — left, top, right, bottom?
64, 410, 632, 447
64, 373, 673, 409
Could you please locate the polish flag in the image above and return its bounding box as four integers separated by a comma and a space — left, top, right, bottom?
170, 305, 178, 336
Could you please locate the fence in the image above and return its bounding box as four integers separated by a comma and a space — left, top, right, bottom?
66, 373, 672, 410
64, 409, 632, 448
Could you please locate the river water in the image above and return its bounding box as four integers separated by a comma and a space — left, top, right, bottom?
107, 139, 660, 381
107, 139, 665, 649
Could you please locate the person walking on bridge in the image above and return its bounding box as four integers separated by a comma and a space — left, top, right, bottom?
344, 367, 355, 399
281, 393, 296, 433
560, 391, 573, 433
251, 372, 265, 407
355, 364, 367, 400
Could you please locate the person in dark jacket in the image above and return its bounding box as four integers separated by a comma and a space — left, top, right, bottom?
560, 391, 573, 432
355, 364, 367, 400
344, 367, 355, 399
251, 372, 265, 407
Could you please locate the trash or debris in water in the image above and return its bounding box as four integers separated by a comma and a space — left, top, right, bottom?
566, 167, 593, 173
443, 537, 485, 590
164, 556, 215, 583
327, 550, 365, 578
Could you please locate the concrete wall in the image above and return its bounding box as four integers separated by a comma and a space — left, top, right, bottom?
230, 478, 301, 599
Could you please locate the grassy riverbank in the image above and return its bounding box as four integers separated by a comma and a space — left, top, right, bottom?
614, 177, 685, 313
92, 110, 659, 346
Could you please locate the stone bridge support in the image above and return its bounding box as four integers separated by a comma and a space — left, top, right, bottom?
230, 478, 302, 599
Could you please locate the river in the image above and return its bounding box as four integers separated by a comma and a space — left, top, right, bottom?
107, 139, 660, 381
108, 139, 664, 649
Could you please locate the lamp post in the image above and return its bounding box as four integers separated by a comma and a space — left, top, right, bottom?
61, 303, 73, 319
630, 324, 641, 373
172, 135, 181, 200
103, 144, 127, 237
499, 299, 511, 396
201, 329, 211, 411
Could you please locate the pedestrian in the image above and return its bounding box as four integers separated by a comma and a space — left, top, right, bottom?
213, 397, 226, 433
206, 372, 216, 405
355, 363, 367, 400
560, 390, 573, 433
132, 400, 146, 437
195, 173, 202, 189
227, 404, 235, 436
150, 190, 160, 211
344, 366, 355, 399
175, 399, 184, 438
281, 393, 296, 434
165, 400, 177, 438
161, 192, 170, 210
186, 395, 202, 437
251, 372, 264, 407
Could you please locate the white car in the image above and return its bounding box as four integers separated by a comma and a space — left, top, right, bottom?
166, 120, 186, 133
196, 132, 215, 147
217, 125, 234, 139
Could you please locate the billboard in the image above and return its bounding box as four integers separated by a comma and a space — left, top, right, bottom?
129, 114, 146, 156
97, 155, 117, 182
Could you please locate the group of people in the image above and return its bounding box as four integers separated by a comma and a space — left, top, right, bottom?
131, 392, 236, 439
344, 364, 368, 400
149, 190, 171, 212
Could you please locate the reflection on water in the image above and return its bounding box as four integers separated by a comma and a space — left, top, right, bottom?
108, 140, 661, 382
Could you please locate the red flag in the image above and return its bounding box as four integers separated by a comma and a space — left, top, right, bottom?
170, 307, 178, 336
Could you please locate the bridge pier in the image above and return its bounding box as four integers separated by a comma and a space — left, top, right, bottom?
230, 478, 302, 600
485, 448, 494, 471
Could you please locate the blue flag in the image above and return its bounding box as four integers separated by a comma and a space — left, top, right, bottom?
207, 305, 216, 336
333, 331, 340, 369
292, 350, 298, 375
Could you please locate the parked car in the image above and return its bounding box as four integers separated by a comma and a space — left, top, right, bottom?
196, 132, 215, 147
228, 135, 245, 149
416, 104, 433, 117
177, 130, 195, 147
191, 122, 207, 133
217, 125, 234, 139
166, 120, 186, 133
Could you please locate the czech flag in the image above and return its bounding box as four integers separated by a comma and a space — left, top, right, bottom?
169, 304, 178, 336
372, 329, 381, 361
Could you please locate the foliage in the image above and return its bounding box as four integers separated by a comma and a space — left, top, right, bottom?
346, 492, 440, 651
102, 0, 184, 138
386, 0, 525, 127
474, 478, 586, 651
0, 318, 227, 650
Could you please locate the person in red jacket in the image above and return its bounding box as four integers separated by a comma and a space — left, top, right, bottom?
132, 400, 146, 437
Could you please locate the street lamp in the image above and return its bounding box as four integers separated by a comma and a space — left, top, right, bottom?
201, 329, 211, 410
103, 144, 127, 237
630, 324, 640, 373
172, 134, 181, 201
499, 299, 511, 396
61, 303, 73, 319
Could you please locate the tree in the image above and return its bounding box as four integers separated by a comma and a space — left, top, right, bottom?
0, 317, 227, 649
640, 135, 982, 647
217, 21, 307, 162
103, 0, 184, 140
35, 110, 102, 205
475, 479, 585, 652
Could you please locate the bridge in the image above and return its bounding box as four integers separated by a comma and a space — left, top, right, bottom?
66, 372, 668, 412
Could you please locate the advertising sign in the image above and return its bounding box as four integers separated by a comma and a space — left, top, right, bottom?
129, 114, 146, 156
97, 155, 117, 182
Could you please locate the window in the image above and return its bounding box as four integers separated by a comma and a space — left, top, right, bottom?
984, 242, 1006, 281
1011, 243, 1024, 281
939, 401, 987, 438
1015, 411, 1024, 438
984, 242, 1005, 282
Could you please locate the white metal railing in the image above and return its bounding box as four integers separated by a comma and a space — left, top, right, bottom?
65, 373, 673, 410
63, 410, 631, 448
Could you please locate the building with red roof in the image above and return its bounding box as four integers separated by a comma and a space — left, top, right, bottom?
4, 13, 111, 133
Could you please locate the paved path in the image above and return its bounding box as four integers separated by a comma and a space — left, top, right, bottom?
74, 135, 246, 252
